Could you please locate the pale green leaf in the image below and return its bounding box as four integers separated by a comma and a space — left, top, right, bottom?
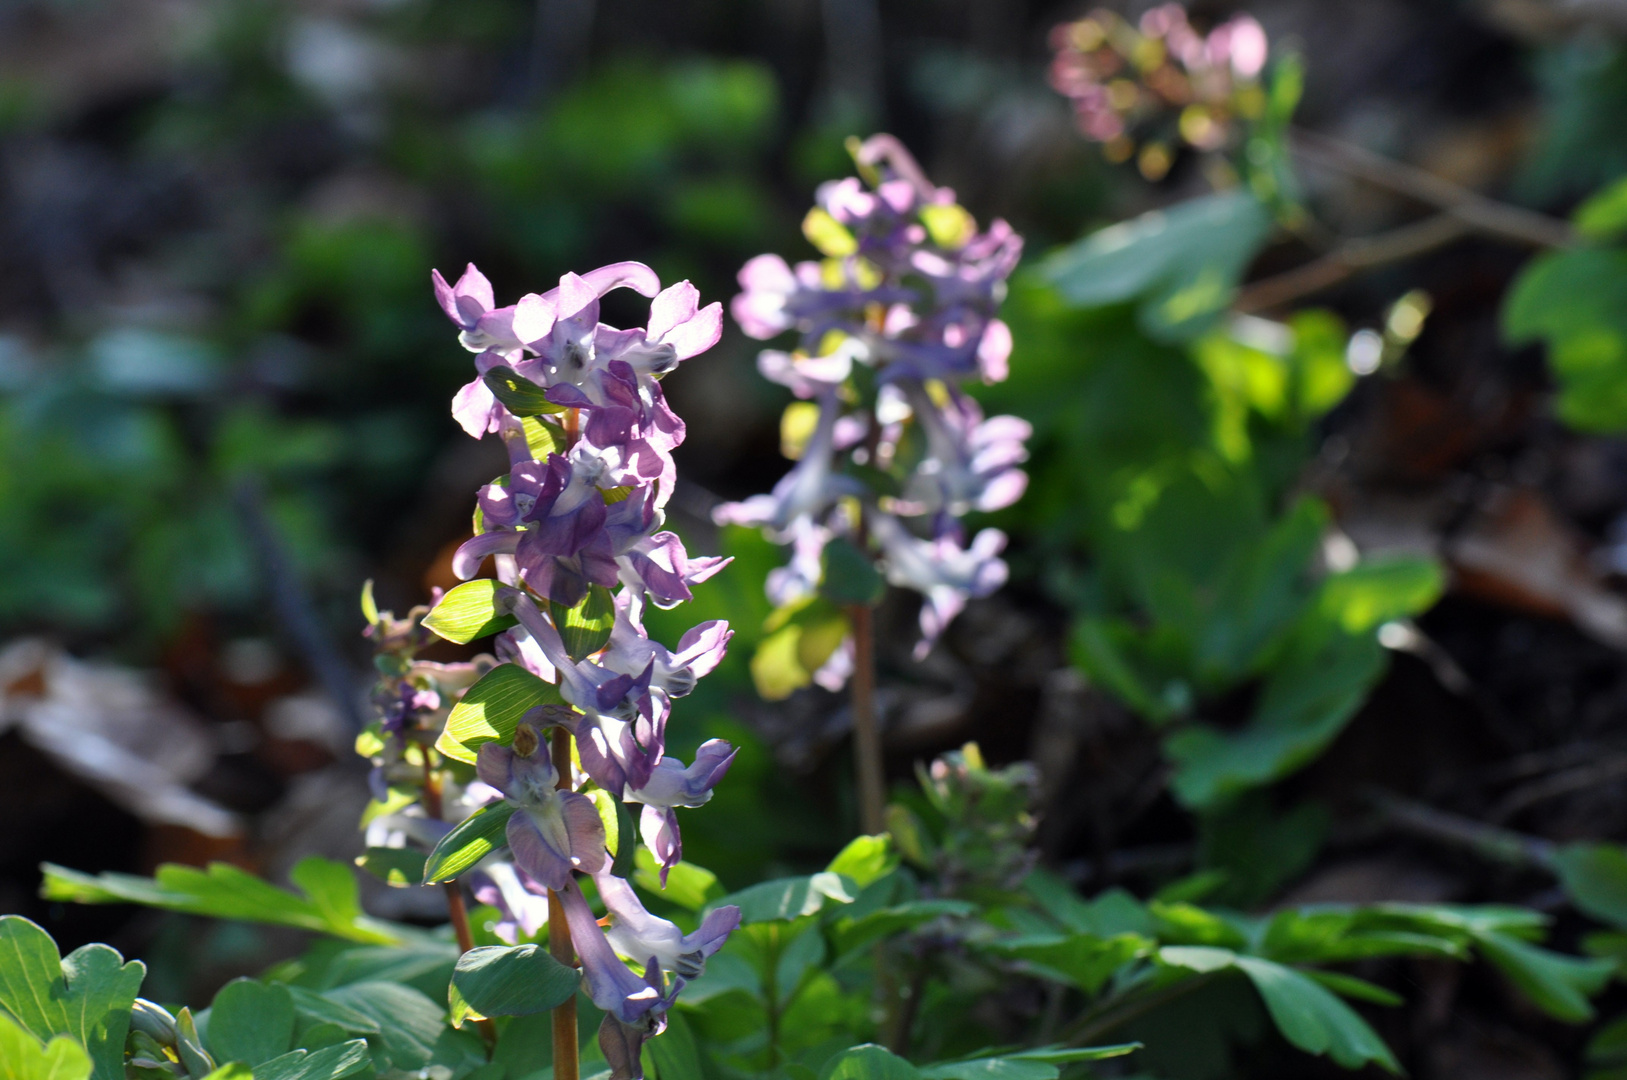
0, 916, 145, 1080
421, 580, 517, 645
251, 1039, 372, 1080
422, 803, 517, 884
436, 663, 564, 764
0, 1009, 92, 1080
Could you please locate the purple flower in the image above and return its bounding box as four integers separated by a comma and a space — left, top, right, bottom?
712, 391, 863, 538
469, 861, 550, 944
557, 878, 678, 1080
896, 380, 1031, 516
871, 512, 1009, 659
478, 722, 605, 890
622, 740, 737, 885
594, 869, 739, 978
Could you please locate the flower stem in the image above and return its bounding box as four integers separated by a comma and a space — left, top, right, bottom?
421, 750, 495, 1046
847, 604, 886, 836
549, 726, 581, 1080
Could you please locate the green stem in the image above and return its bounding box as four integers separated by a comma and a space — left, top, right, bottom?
1063, 972, 1219, 1047
848, 603, 886, 836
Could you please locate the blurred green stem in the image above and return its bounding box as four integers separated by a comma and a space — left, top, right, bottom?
849, 603, 886, 836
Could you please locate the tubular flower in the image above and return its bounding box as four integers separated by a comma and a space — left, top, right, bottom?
477, 721, 605, 891
717, 137, 1028, 680
422, 259, 739, 1074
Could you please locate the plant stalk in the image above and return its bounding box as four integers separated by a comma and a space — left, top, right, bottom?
421, 750, 495, 1046
549, 726, 581, 1080
847, 603, 886, 836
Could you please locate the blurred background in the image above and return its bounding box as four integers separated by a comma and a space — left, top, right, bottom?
6, 0, 1627, 1068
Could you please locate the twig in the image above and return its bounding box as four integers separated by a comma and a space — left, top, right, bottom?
1367, 789, 1555, 869
1235, 213, 1471, 313
1291, 128, 1576, 250
420, 750, 496, 1046
1491, 755, 1627, 824
233, 478, 365, 733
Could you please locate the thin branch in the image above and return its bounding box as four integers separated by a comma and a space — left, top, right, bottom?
1366, 789, 1555, 869
1490, 754, 1627, 824
848, 603, 887, 836
233, 478, 365, 733
1290, 128, 1576, 250
1235, 213, 1471, 313
549, 726, 581, 1080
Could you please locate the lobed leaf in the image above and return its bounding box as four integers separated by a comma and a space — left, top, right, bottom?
206, 979, 294, 1068
0, 916, 145, 1080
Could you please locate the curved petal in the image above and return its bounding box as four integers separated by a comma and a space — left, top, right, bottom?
507, 807, 576, 891
453, 531, 520, 580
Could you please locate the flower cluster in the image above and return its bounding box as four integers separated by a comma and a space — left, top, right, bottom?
356, 261, 742, 1078
1049, 4, 1268, 180
717, 136, 1028, 692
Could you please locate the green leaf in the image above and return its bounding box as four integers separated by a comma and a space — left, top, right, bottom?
251, 1040, 372, 1080
716, 872, 858, 923
586, 788, 620, 859
819, 538, 884, 606
282, 987, 381, 1037
919, 1044, 1140, 1080
633, 848, 723, 911
1302, 970, 1403, 1007
752, 598, 851, 700
520, 416, 566, 460
1232, 957, 1400, 1073
483, 366, 566, 416
421, 580, 517, 644
422, 803, 517, 884
202, 1067, 254, 1080
822, 1044, 921, 1080
355, 847, 428, 888
1165, 630, 1386, 808
1503, 247, 1627, 433
436, 663, 564, 765
1156, 947, 1401, 1072
0, 1009, 92, 1080
1576, 176, 1627, 240
40, 862, 403, 944
450, 946, 579, 1024
1318, 558, 1445, 634
1553, 842, 1627, 930
0, 916, 145, 1080
831, 900, 977, 955
1043, 192, 1274, 342
988, 932, 1152, 994
1473, 929, 1614, 1023
551, 584, 616, 662
206, 979, 294, 1067
320, 982, 444, 1070
825, 834, 897, 888
803, 208, 858, 257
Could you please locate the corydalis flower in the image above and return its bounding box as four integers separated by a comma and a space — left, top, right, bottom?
556, 878, 678, 1080
622, 739, 737, 885
719, 137, 1027, 677
1049, 5, 1268, 178
595, 870, 740, 978
477, 721, 605, 890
